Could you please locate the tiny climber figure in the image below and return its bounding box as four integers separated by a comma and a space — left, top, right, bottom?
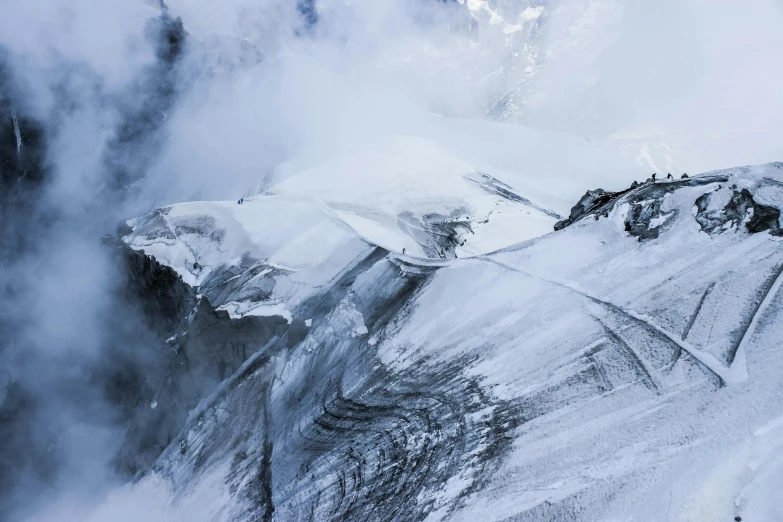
651, 173, 657, 182
402, 248, 406, 255
667, 173, 674, 180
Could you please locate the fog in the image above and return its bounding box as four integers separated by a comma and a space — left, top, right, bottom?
1, 0, 781, 520
523, 0, 783, 173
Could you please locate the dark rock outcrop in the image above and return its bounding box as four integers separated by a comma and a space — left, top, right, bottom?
104, 236, 197, 335
623, 196, 672, 241
297, 0, 319, 29
175, 296, 289, 385
103, 12, 187, 197
554, 173, 782, 242
695, 186, 782, 236
0, 57, 50, 255
397, 209, 474, 259
102, 240, 291, 477
555, 188, 623, 230
0, 56, 54, 520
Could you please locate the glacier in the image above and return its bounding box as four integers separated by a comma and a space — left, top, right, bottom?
88, 162, 783, 521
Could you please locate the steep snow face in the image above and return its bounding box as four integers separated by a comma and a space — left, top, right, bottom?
106, 163, 783, 521
123, 196, 371, 323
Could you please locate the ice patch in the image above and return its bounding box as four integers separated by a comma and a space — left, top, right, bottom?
217, 301, 292, 323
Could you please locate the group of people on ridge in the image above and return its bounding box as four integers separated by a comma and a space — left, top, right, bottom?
650, 172, 687, 182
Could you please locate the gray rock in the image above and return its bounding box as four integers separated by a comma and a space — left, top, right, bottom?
555, 188, 619, 230
695, 186, 782, 236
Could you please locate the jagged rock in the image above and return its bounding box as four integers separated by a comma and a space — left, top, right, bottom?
555, 189, 617, 230
695, 186, 782, 236
624, 197, 671, 241
398, 210, 475, 259
101, 238, 290, 477
177, 296, 289, 384
104, 236, 197, 335
554, 174, 750, 241
747, 201, 782, 234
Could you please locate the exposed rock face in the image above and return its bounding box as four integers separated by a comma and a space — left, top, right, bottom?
554, 172, 783, 242
554, 188, 620, 230
176, 296, 290, 388
623, 196, 671, 240
397, 209, 474, 259
297, 0, 319, 29
105, 236, 197, 335
0, 57, 54, 519
617, 176, 727, 241
103, 239, 291, 476
98, 239, 196, 476
103, 12, 187, 197
0, 58, 49, 255
695, 186, 782, 236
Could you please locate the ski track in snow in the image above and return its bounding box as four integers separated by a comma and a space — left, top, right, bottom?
729, 261, 783, 375
482, 257, 735, 385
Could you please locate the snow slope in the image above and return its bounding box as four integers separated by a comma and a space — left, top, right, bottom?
124, 195, 371, 322
106, 163, 783, 522
269, 134, 563, 257
124, 126, 642, 291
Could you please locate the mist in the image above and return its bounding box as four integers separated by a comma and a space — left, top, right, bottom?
1, 0, 782, 520
520, 0, 783, 172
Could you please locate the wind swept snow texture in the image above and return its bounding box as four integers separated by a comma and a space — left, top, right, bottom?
104, 163, 783, 521
5, 0, 783, 520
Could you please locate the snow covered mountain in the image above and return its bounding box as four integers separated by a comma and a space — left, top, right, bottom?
3, 2, 782, 521
96, 162, 783, 521
124, 128, 639, 269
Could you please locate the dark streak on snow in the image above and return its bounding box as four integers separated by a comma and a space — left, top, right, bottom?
145, 251, 522, 522
727, 262, 783, 365
682, 282, 715, 342
593, 316, 660, 393
467, 171, 562, 219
